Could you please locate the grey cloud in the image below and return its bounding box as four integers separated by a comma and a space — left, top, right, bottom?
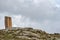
0, 0, 56, 18
0, 0, 60, 33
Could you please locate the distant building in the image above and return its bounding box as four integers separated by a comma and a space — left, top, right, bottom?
5, 16, 12, 29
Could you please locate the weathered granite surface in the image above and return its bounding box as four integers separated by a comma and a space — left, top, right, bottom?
0, 27, 60, 40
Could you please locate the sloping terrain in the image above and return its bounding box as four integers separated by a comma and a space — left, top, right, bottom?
0, 27, 60, 40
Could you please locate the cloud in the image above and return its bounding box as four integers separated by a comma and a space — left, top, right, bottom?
0, 0, 60, 33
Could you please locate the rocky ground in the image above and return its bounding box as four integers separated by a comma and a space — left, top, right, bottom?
0, 27, 60, 40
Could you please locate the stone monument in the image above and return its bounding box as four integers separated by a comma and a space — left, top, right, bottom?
5, 16, 12, 29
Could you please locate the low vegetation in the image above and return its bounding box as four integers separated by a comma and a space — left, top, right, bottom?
0, 27, 60, 40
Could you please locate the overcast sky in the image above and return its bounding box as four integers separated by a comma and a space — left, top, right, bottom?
0, 0, 60, 33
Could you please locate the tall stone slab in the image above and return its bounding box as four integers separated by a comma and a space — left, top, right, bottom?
5, 16, 12, 29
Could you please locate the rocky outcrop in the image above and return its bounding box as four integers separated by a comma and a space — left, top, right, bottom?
0, 27, 60, 40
